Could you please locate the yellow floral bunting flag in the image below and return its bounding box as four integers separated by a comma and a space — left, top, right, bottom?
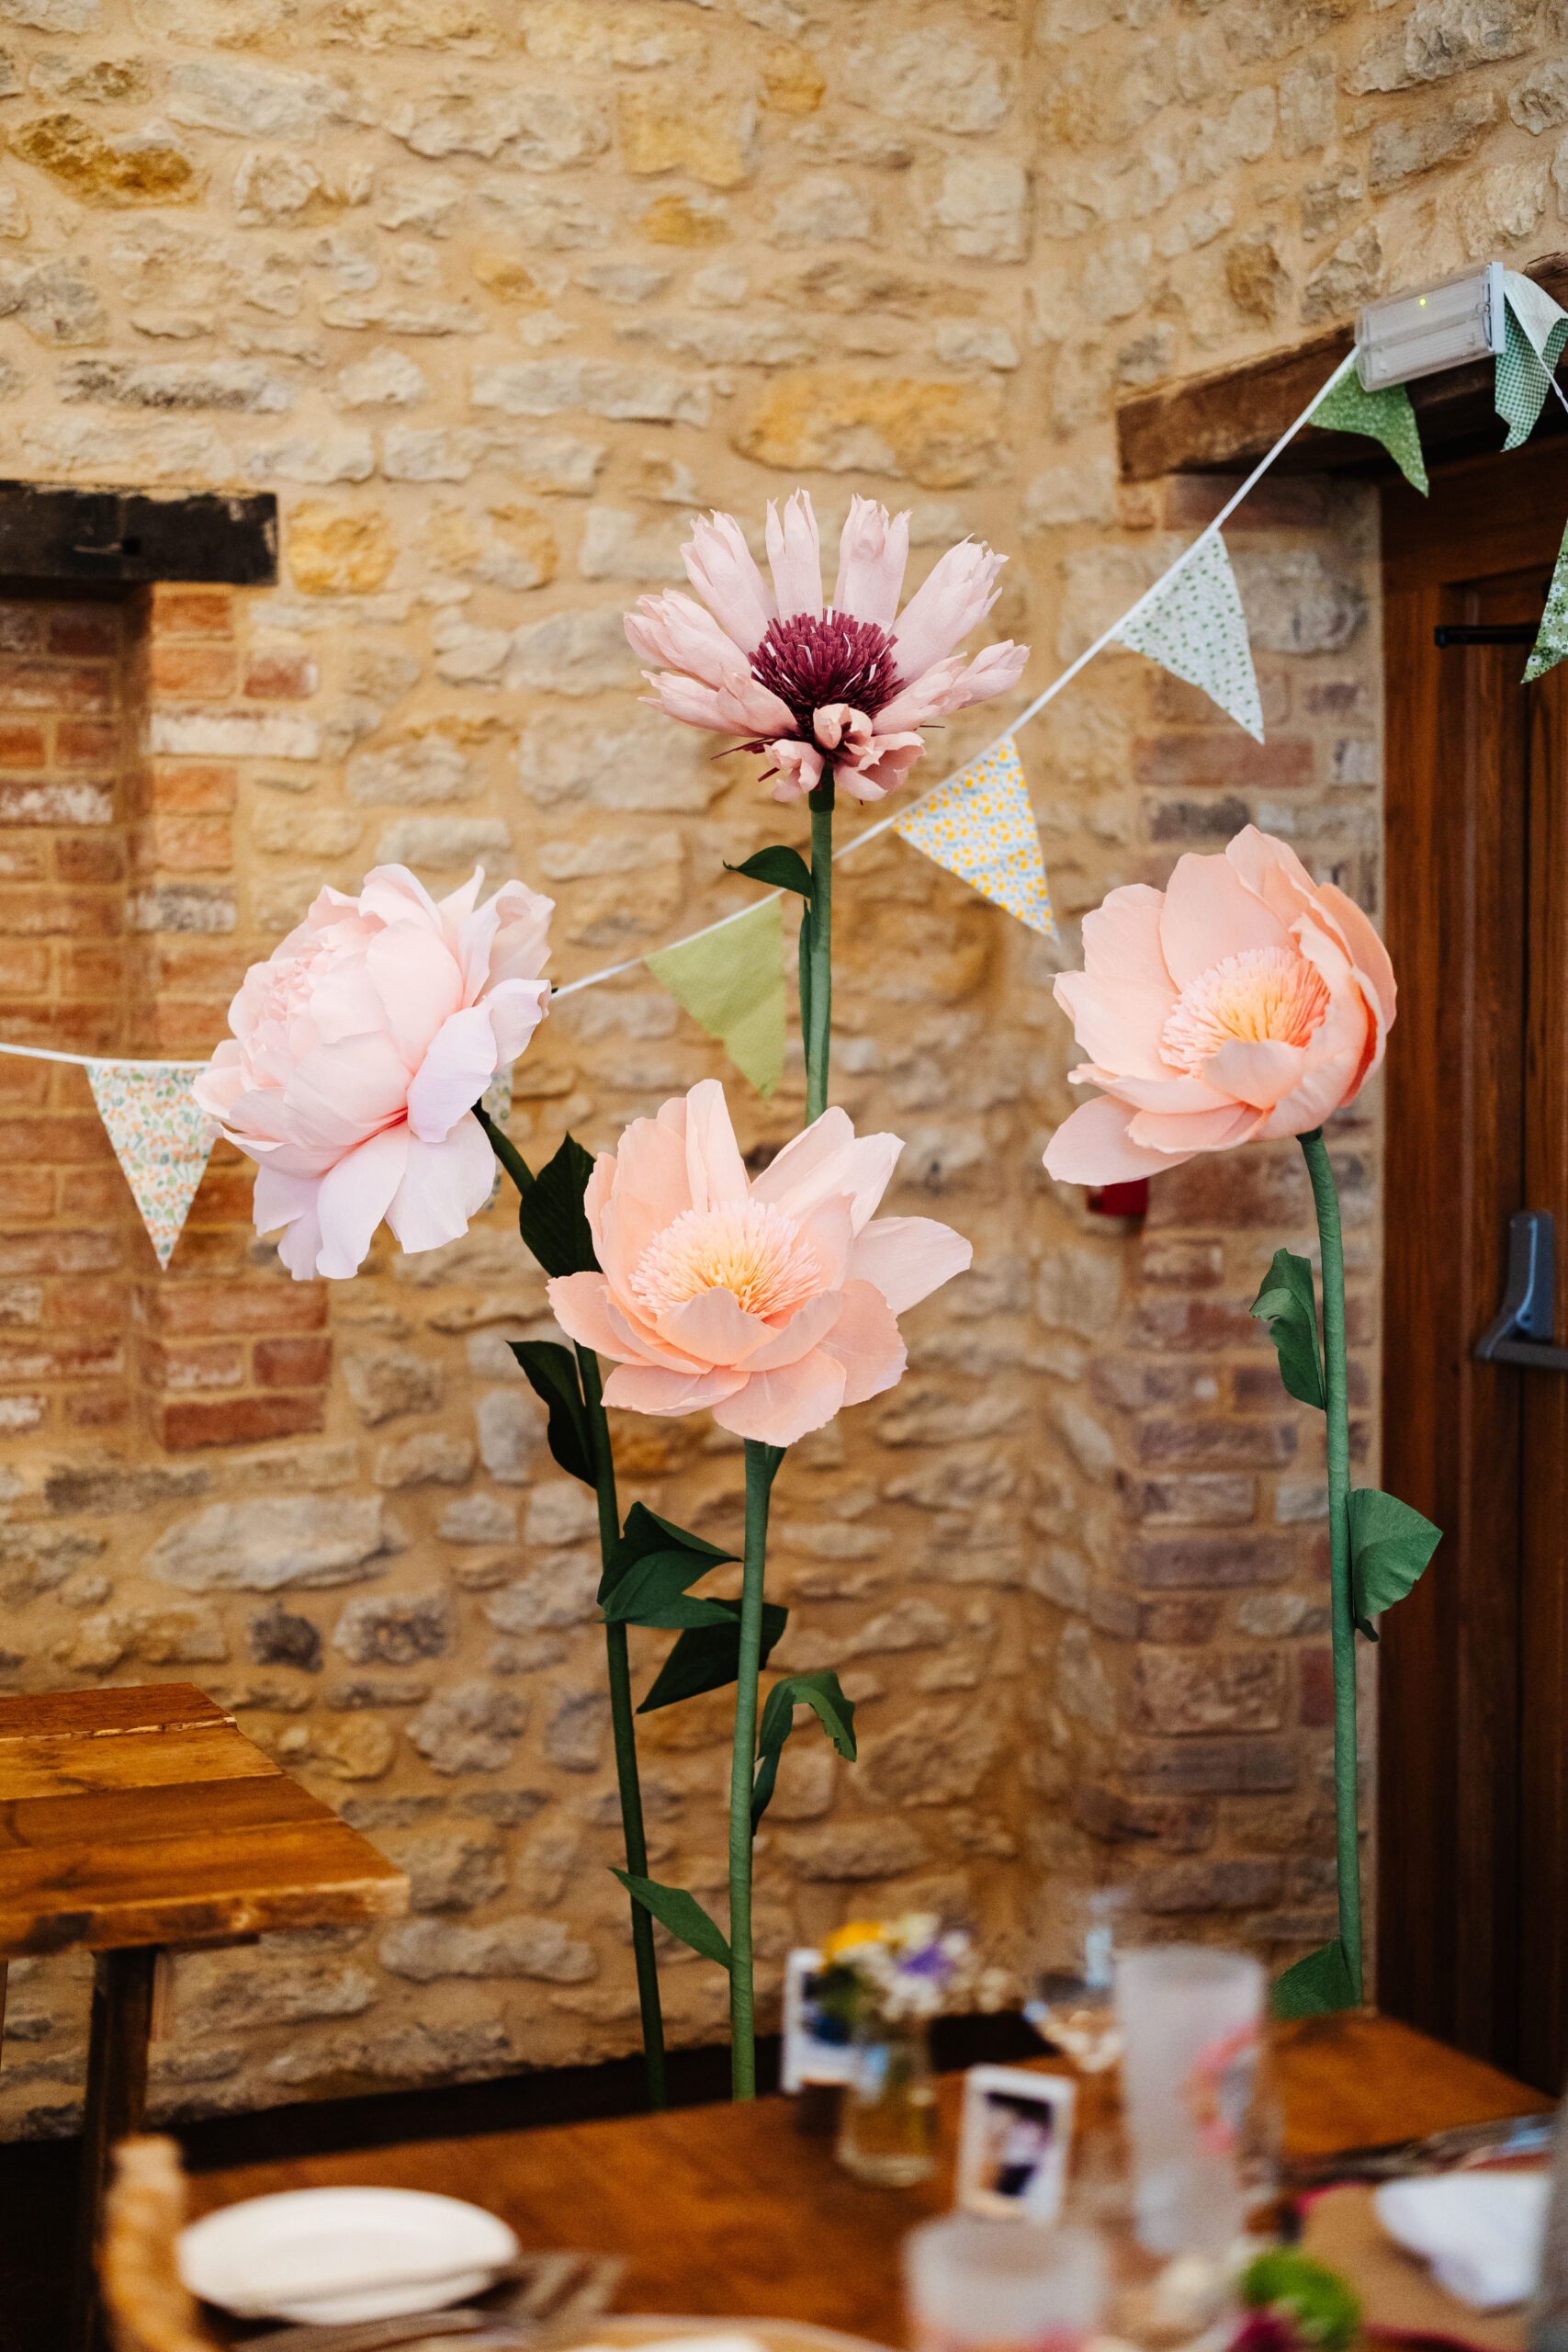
894, 737, 1055, 937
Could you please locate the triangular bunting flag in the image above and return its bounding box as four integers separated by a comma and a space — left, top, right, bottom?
1112, 532, 1265, 741
646, 897, 784, 1098
1497, 271, 1568, 451
87, 1060, 218, 1270
1524, 515, 1568, 682
1312, 372, 1427, 494
894, 737, 1055, 937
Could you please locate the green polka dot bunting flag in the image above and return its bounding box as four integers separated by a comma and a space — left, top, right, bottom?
894, 736, 1055, 936
1111, 530, 1265, 741
1311, 373, 1428, 494
1496, 271, 1568, 452
1524, 516, 1568, 684
85, 1060, 219, 1270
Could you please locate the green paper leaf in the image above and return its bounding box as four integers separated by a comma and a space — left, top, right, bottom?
637, 1600, 788, 1713
646, 899, 784, 1100
1250, 1247, 1325, 1411
599, 1499, 735, 1607
1269, 1937, 1357, 2019
751, 1669, 858, 1828
1348, 1486, 1440, 1639
509, 1340, 594, 1488
604, 1550, 739, 1629
516, 1133, 597, 1279
611, 1869, 731, 1970
725, 845, 813, 899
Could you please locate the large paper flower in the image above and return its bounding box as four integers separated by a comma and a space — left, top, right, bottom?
197, 865, 553, 1280
1043, 826, 1395, 1183
625, 492, 1029, 805
547, 1080, 971, 1446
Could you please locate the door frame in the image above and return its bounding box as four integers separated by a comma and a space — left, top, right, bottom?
1380, 440, 1568, 2078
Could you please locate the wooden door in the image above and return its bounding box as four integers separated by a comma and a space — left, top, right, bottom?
1382, 439, 1568, 2091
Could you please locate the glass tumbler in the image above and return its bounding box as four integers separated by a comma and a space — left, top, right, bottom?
905, 2213, 1106, 2352
1116, 1943, 1265, 2257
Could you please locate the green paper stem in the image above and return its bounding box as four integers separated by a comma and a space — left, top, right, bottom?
578, 1342, 668, 2110
806, 782, 834, 1125
478, 1107, 668, 2107
474, 1102, 534, 1200
1299, 1126, 1362, 2004
728, 1438, 777, 2098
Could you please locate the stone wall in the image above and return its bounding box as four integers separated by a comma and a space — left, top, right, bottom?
0, 0, 1548, 2132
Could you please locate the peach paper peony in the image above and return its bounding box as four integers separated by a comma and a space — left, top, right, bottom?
626, 492, 1029, 805
547, 1079, 972, 1447
197, 865, 553, 1281
1043, 826, 1395, 1184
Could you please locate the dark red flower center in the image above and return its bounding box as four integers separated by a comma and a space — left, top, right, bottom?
750, 613, 902, 736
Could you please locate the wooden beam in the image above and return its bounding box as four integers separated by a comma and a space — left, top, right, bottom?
1118, 252, 1568, 480
0, 483, 277, 585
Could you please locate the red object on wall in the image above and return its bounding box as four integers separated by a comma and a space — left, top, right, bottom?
1089, 1179, 1150, 1218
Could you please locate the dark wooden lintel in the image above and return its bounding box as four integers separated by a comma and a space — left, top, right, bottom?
1117, 252, 1568, 481
0, 482, 276, 586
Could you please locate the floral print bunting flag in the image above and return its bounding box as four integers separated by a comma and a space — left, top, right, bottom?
87, 1060, 219, 1270
895, 736, 1055, 937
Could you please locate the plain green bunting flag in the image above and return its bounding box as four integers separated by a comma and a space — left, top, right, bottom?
646, 897, 784, 1098
894, 737, 1055, 936
1524, 515, 1568, 683
1311, 373, 1427, 494
1496, 271, 1568, 451
1113, 532, 1265, 741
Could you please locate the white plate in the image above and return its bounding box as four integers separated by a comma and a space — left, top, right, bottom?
177, 2186, 520, 2324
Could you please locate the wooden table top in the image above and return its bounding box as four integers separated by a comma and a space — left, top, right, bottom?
0, 1682, 407, 1960
187, 2013, 1551, 2347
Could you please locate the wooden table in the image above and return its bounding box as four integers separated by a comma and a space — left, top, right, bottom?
188, 2014, 1551, 2347
0, 1682, 407, 2352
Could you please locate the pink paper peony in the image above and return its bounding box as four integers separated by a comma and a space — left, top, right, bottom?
1043, 826, 1396, 1184
626, 492, 1029, 805
197, 865, 553, 1281
547, 1079, 972, 1446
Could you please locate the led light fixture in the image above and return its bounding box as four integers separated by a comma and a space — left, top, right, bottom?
1355, 262, 1505, 390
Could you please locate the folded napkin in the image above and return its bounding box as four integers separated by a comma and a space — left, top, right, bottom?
1374, 2176, 1550, 2312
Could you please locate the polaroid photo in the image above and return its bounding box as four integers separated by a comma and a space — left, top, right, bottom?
781, 1947, 859, 2093
956, 2064, 1077, 2222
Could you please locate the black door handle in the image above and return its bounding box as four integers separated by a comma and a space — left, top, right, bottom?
1475, 1211, 1568, 1369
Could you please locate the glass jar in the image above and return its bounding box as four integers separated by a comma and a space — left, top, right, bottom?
837, 2014, 939, 2186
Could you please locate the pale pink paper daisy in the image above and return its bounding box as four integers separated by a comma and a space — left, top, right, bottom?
547, 1079, 972, 1447
197, 865, 553, 1281
625, 492, 1029, 805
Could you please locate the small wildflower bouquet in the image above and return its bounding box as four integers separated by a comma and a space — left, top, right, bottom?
815, 1914, 1001, 2030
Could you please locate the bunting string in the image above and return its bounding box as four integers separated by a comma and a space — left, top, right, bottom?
24, 323, 1568, 1265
